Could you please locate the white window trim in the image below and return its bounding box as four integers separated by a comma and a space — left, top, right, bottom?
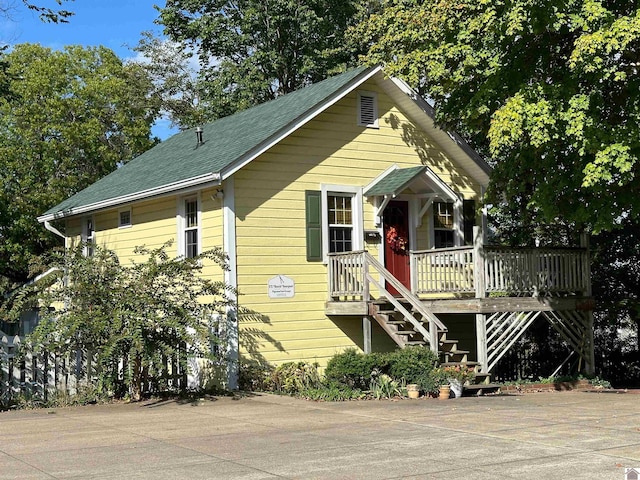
321, 184, 363, 262
118, 208, 132, 229
429, 200, 463, 248
357, 90, 379, 128
177, 193, 202, 258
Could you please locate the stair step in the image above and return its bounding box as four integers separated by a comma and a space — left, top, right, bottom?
463, 384, 501, 396
404, 341, 426, 346
396, 330, 417, 335
440, 361, 481, 368
377, 310, 396, 315
440, 340, 457, 345
386, 320, 406, 325
446, 349, 469, 356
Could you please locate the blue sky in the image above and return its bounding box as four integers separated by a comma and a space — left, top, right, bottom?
1, 0, 177, 139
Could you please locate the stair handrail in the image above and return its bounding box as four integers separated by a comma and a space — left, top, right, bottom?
364, 252, 447, 333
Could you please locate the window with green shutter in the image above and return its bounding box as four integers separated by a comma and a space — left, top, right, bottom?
305, 190, 322, 261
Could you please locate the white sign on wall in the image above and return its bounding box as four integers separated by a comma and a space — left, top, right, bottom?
268, 275, 295, 299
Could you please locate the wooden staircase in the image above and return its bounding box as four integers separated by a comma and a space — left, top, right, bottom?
370, 300, 498, 395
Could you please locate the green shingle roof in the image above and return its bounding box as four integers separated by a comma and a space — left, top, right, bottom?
42, 66, 373, 219
365, 166, 427, 197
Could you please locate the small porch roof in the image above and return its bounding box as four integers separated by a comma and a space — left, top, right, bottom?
364, 165, 459, 202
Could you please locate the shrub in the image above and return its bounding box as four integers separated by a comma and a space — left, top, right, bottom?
387, 346, 439, 381
300, 381, 365, 401
268, 362, 322, 394
324, 348, 389, 390
238, 361, 273, 391
416, 368, 447, 396
369, 370, 404, 399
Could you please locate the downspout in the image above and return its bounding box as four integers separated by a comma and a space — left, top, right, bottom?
44, 220, 67, 246
44, 220, 69, 297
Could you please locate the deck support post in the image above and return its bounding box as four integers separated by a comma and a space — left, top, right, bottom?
476, 314, 488, 373
363, 316, 372, 354
473, 226, 485, 298
429, 320, 439, 355
473, 226, 488, 372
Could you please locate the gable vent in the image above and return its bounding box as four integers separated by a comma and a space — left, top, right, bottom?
358, 92, 378, 128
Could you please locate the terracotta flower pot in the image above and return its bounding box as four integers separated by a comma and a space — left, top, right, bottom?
439, 385, 450, 400
407, 384, 419, 399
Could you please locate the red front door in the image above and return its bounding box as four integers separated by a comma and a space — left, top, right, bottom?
383, 201, 410, 295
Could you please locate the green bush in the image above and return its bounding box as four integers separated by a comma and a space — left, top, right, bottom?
238, 361, 273, 391
369, 370, 404, 399
268, 362, 322, 394
300, 381, 365, 401
387, 346, 439, 381
324, 348, 389, 390
416, 368, 448, 395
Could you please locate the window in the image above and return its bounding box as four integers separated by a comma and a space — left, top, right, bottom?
328, 195, 353, 253
184, 197, 199, 258
433, 202, 454, 248
179, 196, 200, 258
304, 186, 363, 261
82, 216, 95, 257
119, 209, 132, 228
357, 91, 378, 128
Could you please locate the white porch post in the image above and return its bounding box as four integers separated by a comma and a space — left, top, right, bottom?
363, 317, 372, 354
473, 226, 488, 371
223, 177, 239, 389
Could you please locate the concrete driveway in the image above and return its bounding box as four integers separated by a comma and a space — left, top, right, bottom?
0, 391, 639, 479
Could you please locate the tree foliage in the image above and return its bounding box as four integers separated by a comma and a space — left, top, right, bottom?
0, 44, 158, 286
352, 0, 640, 232
0, 0, 73, 24
27, 243, 233, 400
156, 0, 363, 122
133, 31, 208, 129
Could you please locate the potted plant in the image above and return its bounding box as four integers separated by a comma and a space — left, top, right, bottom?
442, 365, 476, 398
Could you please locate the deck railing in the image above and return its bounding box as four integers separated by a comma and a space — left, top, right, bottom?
483, 247, 589, 295
411, 247, 475, 294
329, 245, 590, 299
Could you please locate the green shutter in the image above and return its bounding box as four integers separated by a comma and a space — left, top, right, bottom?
305, 190, 322, 261
463, 199, 476, 245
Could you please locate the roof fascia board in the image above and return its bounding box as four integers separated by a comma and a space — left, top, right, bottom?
219, 66, 383, 180
38, 173, 221, 223
388, 76, 492, 180
363, 164, 400, 195
424, 167, 459, 202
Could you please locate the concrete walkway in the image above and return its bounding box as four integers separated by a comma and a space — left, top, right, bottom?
0, 391, 639, 479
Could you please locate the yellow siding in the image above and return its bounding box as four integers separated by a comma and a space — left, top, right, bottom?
65, 187, 225, 282
235, 79, 482, 368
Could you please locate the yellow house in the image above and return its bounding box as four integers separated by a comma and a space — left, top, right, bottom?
38, 66, 595, 388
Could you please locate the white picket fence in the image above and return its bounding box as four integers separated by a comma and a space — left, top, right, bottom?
1, 333, 188, 406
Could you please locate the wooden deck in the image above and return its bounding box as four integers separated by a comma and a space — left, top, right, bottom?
326, 244, 592, 314
325, 238, 595, 375
326, 295, 595, 316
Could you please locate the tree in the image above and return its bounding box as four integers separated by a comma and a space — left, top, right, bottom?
26, 243, 233, 400
1, 1, 73, 23
591, 218, 640, 386
0, 44, 158, 286
156, 0, 363, 121
132, 31, 208, 130
352, 0, 640, 233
